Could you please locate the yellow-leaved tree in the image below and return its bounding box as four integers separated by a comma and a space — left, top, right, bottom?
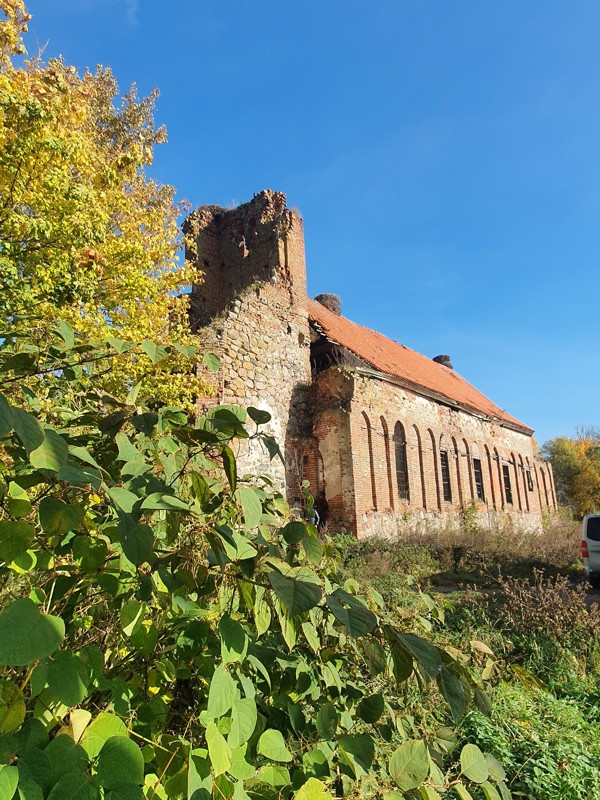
0, 0, 208, 407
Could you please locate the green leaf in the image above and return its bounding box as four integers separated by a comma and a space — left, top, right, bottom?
107, 338, 135, 354
203, 353, 220, 372
39, 498, 84, 535
47, 651, 89, 707
105, 787, 143, 800
118, 521, 153, 566
0, 521, 35, 563
453, 785, 474, 800
0, 599, 64, 666
131, 413, 158, 435
0, 395, 13, 437
80, 713, 128, 759
481, 782, 502, 800
219, 616, 248, 665
247, 406, 270, 425
338, 733, 374, 777
47, 771, 98, 800
72, 536, 107, 572
205, 721, 231, 776
228, 744, 255, 780
107, 488, 140, 514
222, 447, 237, 491
0, 682, 25, 734
58, 464, 102, 489
141, 340, 169, 364
325, 589, 377, 637
140, 493, 190, 512
357, 693, 384, 724
188, 747, 212, 799
45, 735, 88, 785
56, 321, 75, 347
126, 380, 143, 406
294, 778, 332, 799
460, 744, 489, 784
281, 521, 307, 545
235, 486, 262, 528
256, 764, 290, 787
0, 766, 19, 800
206, 666, 237, 719
389, 739, 429, 792
302, 535, 323, 563
228, 698, 257, 749
29, 429, 68, 472
315, 703, 338, 739
257, 729, 292, 763
497, 781, 512, 800
485, 754, 506, 782
96, 737, 144, 788
7, 482, 31, 519
395, 633, 441, 680
269, 571, 322, 617
11, 408, 44, 452
438, 666, 467, 722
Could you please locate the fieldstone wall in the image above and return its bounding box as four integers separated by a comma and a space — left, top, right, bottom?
188, 191, 312, 501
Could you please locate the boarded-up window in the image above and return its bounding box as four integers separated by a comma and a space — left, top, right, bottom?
473, 458, 485, 501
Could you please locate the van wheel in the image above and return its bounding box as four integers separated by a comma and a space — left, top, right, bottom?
590, 575, 600, 590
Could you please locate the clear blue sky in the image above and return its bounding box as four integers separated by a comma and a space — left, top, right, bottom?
25, 1, 600, 446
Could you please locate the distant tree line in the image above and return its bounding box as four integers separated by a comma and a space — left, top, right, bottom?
543, 427, 600, 517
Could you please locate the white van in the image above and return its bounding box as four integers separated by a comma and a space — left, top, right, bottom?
581, 514, 600, 589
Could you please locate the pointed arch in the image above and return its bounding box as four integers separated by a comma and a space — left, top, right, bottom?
451, 436, 463, 506
463, 438, 475, 500
494, 448, 505, 507
439, 433, 452, 503
511, 453, 523, 511
428, 428, 442, 510
518, 455, 530, 511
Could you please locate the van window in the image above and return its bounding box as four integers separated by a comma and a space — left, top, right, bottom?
587, 517, 600, 541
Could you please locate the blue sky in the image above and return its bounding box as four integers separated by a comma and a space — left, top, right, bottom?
25, 1, 600, 446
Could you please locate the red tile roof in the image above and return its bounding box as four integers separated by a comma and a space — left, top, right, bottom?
307, 298, 532, 435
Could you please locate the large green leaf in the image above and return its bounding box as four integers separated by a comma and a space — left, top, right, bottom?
257, 729, 292, 763
0, 766, 19, 800
460, 744, 489, 784
235, 486, 262, 528
219, 616, 248, 665
357, 693, 384, 724
117, 521, 153, 566
11, 407, 44, 452
29, 429, 69, 472
281, 521, 307, 545
222, 447, 237, 491
0, 682, 25, 734
47, 771, 98, 800
38, 498, 84, 535
325, 589, 377, 637
481, 782, 502, 800
395, 633, 441, 681
438, 666, 468, 722
0, 599, 64, 666
389, 739, 429, 792
47, 651, 89, 707
0, 395, 13, 437
80, 713, 128, 759
0, 521, 35, 563
294, 778, 332, 799
188, 747, 212, 799
315, 703, 338, 739
206, 665, 237, 719
228, 698, 257, 749
141, 339, 169, 364
96, 737, 144, 788
205, 721, 231, 776
338, 733, 375, 777
269, 571, 322, 617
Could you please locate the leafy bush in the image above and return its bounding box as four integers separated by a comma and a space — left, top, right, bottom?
0, 325, 509, 799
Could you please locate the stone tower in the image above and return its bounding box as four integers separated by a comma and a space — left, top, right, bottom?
187, 190, 312, 500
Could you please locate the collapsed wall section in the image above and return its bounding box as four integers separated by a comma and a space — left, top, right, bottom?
187, 191, 312, 501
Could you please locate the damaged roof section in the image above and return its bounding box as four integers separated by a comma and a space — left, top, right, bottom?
308, 297, 533, 436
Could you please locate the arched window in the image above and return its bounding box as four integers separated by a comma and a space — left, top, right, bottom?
511, 453, 523, 511
412, 425, 426, 509
439, 434, 452, 503
394, 421, 410, 501
362, 412, 377, 510
463, 439, 475, 500
428, 429, 442, 510
381, 417, 395, 509
518, 455, 530, 511
483, 445, 494, 507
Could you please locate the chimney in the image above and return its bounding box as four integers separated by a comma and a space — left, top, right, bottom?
433, 354, 453, 370
315, 293, 341, 315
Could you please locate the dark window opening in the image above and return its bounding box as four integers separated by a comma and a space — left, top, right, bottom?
394, 423, 410, 501
502, 464, 513, 505
586, 516, 600, 542
440, 450, 452, 502
526, 470, 534, 492
473, 458, 485, 501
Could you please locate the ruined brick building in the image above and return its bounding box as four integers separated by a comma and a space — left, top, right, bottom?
188, 190, 556, 537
